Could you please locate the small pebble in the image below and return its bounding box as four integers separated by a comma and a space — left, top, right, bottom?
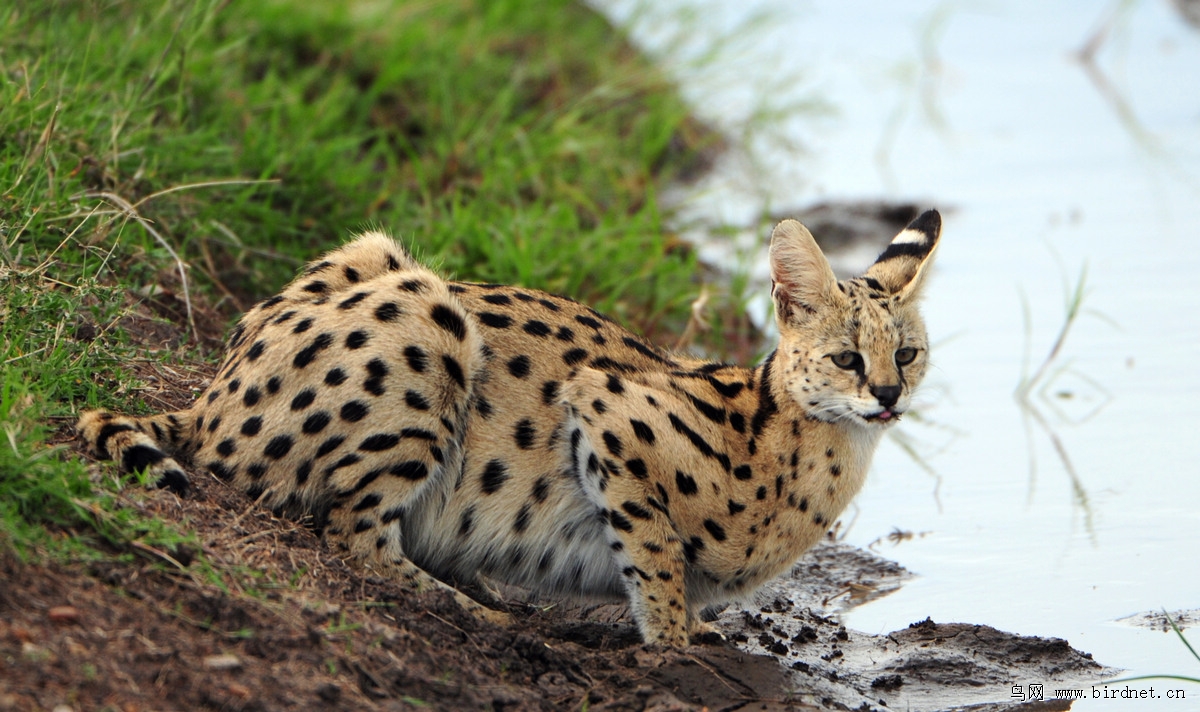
203, 654, 242, 670
48, 606, 80, 624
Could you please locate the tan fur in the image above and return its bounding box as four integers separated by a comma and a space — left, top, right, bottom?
78, 211, 941, 645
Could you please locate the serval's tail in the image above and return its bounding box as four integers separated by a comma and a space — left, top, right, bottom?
76, 409, 193, 495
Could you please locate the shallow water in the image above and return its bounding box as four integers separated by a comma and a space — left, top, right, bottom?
592, 0, 1200, 707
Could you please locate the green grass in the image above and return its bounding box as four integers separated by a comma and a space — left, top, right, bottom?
0, 0, 719, 562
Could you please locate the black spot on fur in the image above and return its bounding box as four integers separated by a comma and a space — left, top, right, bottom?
507, 355, 531, 379
208, 461, 236, 482
292, 317, 314, 334
295, 458, 314, 485
605, 374, 624, 394
575, 315, 602, 330
338, 292, 369, 310
359, 433, 400, 451
302, 411, 331, 435
532, 477, 550, 502
602, 431, 623, 457
733, 464, 753, 481
403, 345, 428, 372
622, 501, 652, 520
482, 293, 511, 305
316, 436, 345, 459
374, 302, 401, 322
700, 518, 724, 540
630, 420, 655, 444
430, 304, 466, 340
541, 380, 560, 406
404, 390, 430, 411
293, 332, 334, 369
562, 348, 588, 365
479, 312, 513, 329
216, 439, 236, 457
514, 419, 536, 449
481, 459, 509, 494
345, 330, 369, 349
264, 434, 294, 460
390, 461, 429, 480
246, 340, 266, 361
442, 355, 466, 388
290, 389, 317, 411
363, 358, 389, 396
475, 396, 493, 418
513, 504, 532, 533
675, 470, 699, 496
609, 510, 634, 532
625, 459, 648, 479
399, 278, 426, 293
340, 401, 370, 422
242, 386, 262, 408
400, 427, 437, 441
728, 500, 747, 515
325, 367, 348, 386
523, 320, 551, 338
241, 416, 263, 436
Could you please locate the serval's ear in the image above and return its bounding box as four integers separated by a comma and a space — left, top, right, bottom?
862, 209, 941, 300
769, 219, 839, 324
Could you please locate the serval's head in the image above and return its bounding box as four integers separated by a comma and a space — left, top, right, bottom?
768, 210, 941, 429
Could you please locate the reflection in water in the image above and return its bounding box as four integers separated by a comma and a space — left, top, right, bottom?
875, 1, 957, 190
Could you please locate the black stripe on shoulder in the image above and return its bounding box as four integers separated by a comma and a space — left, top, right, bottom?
750, 350, 778, 437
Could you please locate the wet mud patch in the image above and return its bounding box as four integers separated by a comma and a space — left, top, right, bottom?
714, 542, 1115, 710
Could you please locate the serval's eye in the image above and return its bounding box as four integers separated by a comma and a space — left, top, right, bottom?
895, 347, 918, 366
831, 351, 862, 370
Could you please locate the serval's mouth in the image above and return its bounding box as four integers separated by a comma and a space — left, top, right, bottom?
862, 409, 902, 424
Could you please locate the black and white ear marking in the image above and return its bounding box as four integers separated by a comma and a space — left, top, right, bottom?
862, 209, 941, 297
769, 219, 839, 323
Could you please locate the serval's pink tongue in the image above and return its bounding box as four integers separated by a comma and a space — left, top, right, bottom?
878, 410, 893, 421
